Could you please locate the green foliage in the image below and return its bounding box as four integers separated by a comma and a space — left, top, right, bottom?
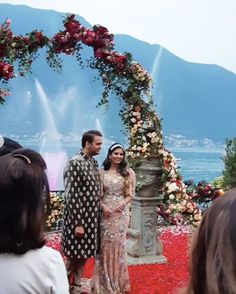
211, 176, 224, 189
222, 138, 236, 189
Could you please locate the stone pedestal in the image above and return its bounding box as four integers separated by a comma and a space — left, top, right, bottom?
127, 159, 167, 265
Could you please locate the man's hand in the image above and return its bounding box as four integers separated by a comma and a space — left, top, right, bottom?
75, 226, 84, 238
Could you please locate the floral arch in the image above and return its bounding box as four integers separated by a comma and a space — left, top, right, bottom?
0, 14, 201, 225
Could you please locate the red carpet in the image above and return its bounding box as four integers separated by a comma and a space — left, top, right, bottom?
46, 227, 191, 294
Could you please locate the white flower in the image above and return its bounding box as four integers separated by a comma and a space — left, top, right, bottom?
170, 169, 176, 176
181, 200, 187, 206
168, 182, 179, 192
169, 194, 175, 200
186, 203, 193, 209
176, 204, 181, 211
169, 204, 176, 210
151, 137, 158, 143
194, 213, 202, 222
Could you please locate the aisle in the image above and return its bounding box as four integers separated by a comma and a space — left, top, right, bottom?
46, 227, 191, 294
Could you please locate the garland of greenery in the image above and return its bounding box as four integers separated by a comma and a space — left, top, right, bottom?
0, 14, 202, 225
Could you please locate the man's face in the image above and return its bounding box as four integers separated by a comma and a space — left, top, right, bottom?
88, 135, 103, 156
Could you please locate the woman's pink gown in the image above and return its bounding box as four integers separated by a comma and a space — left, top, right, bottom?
92, 170, 131, 294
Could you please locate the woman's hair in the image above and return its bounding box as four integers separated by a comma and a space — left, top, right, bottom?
103, 143, 128, 176
103, 143, 131, 195
186, 188, 236, 294
0, 136, 22, 157
0, 148, 50, 255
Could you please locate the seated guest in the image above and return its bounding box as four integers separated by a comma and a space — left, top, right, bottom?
182, 188, 236, 294
0, 148, 69, 294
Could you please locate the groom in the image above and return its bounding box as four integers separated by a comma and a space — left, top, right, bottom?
61, 130, 103, 294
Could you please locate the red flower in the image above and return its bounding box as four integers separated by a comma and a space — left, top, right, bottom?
52, 32, 76, 54
134, 105, 141, 112
164, 159, 170, 169
112, 53, 127, 68
64, 20, 80, 34
81, 30, 96, 46
0, 62, 14, 80
23, 36, 30, 45
94, 48, 110, 59
0, 44, 6, 58
34, 31, 43, 44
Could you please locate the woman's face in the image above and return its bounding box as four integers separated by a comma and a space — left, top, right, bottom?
109, 147, 124, 165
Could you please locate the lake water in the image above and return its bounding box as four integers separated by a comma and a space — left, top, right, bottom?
169, 148, 224, 183
23, 142, 225, 190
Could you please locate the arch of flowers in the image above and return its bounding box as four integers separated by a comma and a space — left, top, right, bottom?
0, 14, 201, 225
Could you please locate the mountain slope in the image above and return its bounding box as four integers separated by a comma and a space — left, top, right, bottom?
1, 3, 236, 143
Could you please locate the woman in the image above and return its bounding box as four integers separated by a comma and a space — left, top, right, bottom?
92, 143, 135, 294
182, 188, 236, 294
0, 148, 69, 294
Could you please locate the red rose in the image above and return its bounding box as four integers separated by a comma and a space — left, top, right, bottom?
0, 62, 14, 80
34, 31, 43, 44
64, 20, 80, 34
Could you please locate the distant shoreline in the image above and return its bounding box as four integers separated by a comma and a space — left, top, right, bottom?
168, 146, 224, 154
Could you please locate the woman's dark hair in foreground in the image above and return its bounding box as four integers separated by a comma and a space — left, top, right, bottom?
0, 148, 50, 255
186, 188, 236, 294
103, 143, 129, 177
0, 136, 22, 156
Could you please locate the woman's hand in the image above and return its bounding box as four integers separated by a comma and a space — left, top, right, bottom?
113, 201, 126, 212
102, 204, 113, 218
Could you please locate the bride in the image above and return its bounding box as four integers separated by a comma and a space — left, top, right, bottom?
92, 143, 135, 294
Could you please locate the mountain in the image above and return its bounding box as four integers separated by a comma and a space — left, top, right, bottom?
1, 3, 236, 146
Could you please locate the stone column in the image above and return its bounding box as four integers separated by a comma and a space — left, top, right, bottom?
127, 159, 167, 265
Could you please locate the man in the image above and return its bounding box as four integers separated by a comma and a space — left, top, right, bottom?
61, 130, 103, 294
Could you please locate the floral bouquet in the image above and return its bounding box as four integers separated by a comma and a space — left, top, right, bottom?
46, 191, 64, 231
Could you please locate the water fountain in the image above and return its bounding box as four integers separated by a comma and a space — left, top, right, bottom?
35, 79, 68, 190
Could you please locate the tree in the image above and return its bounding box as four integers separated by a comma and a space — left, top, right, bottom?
222, 138, 236, 189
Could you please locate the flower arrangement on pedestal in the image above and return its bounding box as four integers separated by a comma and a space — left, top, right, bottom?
157, 149, 202, 225
0, 14, 202, 225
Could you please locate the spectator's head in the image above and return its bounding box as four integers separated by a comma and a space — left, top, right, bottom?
0, 148, 50, 255
187, 188, 236, 294
81, 130, 103, 157
0, 136, 22, 157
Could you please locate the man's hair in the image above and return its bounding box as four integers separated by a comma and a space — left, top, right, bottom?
0, 148, 50, 255
0, 137, 22, 157
187, 188, 236, 294
81, 130, 102, 148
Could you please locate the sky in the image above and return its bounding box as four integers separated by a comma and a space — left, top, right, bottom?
0, 0, 236, 73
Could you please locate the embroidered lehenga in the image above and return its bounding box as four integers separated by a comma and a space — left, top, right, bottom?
92, 170, 133, 294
